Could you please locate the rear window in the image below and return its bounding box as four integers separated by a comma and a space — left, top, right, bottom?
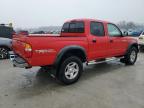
62, 22, 84, 33
142, 32, 144, 35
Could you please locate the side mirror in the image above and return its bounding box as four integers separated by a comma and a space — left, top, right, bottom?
122, 31, 128, 36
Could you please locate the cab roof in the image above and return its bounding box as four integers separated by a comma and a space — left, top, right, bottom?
65, 18, 110, 24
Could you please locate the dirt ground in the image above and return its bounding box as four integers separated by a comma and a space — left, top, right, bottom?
0, 53, 144, 108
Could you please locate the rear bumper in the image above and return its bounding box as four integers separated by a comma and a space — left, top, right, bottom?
9, 51, 31, 68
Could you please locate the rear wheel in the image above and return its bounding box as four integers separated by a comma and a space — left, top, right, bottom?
0, 47, 9, 59
121, 47, 138, 65
57, 56, 83, 85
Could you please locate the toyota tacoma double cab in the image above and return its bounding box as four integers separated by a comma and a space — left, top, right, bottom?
11, 19, 139, 84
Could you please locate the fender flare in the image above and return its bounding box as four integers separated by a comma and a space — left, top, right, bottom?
125, 43, 139, 55
54, 45, 87, 67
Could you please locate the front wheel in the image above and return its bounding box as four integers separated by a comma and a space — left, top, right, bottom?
57, 56, 83, 85
121, 47, 138, 65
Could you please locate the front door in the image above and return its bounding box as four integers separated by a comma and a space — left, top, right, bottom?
107, 23, 128, 56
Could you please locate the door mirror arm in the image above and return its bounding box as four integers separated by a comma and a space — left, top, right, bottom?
122, 31, 128, 37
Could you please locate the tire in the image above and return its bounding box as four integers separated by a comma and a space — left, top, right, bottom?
57, 56, 83, 85
121, 47, 138, 65
0, 47, 9, 59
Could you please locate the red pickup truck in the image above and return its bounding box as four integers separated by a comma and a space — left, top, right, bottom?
11, 19, 139, 84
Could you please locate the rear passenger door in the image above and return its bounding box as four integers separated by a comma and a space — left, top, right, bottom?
89, 21, 109, 59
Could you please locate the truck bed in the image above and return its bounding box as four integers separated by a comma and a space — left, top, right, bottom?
12, 34, 88, 66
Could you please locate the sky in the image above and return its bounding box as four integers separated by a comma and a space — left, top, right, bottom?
0, 0, 144, 28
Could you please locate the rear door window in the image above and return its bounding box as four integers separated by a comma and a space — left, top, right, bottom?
90, 22, 105, 36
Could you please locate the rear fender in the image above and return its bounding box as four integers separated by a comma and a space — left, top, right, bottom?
54, 45, 87, 67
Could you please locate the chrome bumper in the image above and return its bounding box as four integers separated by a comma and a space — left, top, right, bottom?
9, 51, 30, 68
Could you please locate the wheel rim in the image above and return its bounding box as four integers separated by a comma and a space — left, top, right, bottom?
130, 50, 136, 63
0, 48, 8, 59
65, 62, 79, 80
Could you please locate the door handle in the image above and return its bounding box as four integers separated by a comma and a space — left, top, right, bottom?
110, 39, 113, 43
92, 39, 97, 43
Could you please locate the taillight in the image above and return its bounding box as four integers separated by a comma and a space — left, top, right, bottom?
24, 43, 32, 58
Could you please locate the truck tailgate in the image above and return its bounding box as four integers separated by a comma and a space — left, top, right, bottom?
12, 35, 27, 58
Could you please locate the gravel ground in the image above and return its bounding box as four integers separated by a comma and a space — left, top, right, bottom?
0, 53, 144, 108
